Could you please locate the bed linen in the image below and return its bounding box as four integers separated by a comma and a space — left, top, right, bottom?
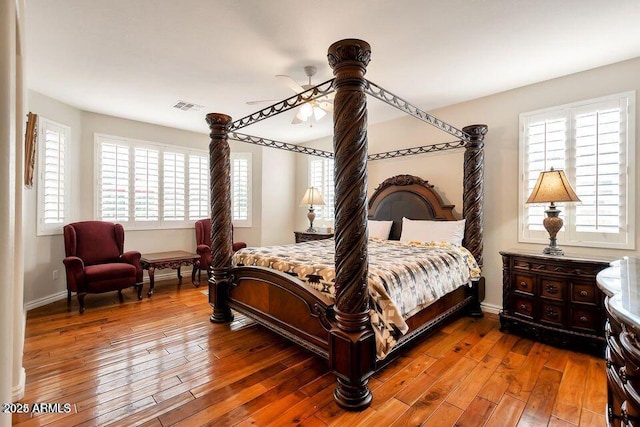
232, 238, 480, 359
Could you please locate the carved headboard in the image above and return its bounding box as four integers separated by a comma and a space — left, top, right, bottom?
368, 175, 457, 241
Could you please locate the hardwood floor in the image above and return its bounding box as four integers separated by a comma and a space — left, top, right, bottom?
15, 278, 607, 426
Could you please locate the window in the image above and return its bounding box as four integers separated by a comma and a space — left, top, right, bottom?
519, 92, 635, 249
95, 134, 209, 229
37, 117, 70, 235
231, 153, 252, 227
309, 157, 334, 222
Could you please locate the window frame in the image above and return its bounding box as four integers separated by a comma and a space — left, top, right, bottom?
36, 117, 71, 236
94, 133, 210, 230
518, 91, 636, 250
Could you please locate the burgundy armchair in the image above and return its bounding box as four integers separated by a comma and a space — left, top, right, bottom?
194, 219, 247, 281
63, 221, 143, 313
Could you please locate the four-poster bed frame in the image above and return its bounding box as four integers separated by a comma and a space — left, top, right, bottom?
206, 38, 488, 410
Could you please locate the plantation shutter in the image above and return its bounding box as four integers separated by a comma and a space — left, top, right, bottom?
573, 101, 624, 235
309, 157, 334, 221
41, 122, 66, 226
523, 115, 568, 232
231, 155, 249, 222
163, 152, 185, 221
100, 142, 130, 221
134, 147, 159, 221
188, 154, 209, 220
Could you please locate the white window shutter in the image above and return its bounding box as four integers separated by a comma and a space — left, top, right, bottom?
188, 154, 209, 220
134, 147, 159, 221
230, 153, 252, 227
37, 118, 70, 235
519, 91, 635, 249
163, 152, 185, 221
100, 141, 130, 221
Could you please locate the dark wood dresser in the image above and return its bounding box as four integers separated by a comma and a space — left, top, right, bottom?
294, 230, 334, 243
598, 257, 640, 426
500, 250, 611, 355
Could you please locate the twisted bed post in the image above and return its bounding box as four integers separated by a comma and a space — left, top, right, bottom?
462, 123, 488, 317
206, 113, 234, 323
327, 38, 375, 411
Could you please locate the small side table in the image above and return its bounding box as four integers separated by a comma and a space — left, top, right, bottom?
294, 230, 334, 243
140, 250, 200, 296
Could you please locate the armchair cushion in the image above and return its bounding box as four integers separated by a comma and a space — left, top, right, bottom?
84, 263, 137, 293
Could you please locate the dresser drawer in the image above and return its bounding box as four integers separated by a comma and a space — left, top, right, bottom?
572, 283, 598, 304
512, 297, 534, 319
570, 308, 599, 333
540, 278, 564, 301
540, 302, 564, 326
514, 274, 534, 295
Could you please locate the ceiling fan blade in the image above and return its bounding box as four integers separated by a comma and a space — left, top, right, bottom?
276, 74, 304, 93
318, 102, 333, 112
246, 99, 280, 105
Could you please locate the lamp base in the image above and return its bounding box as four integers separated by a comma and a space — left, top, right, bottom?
542, 203, 564, 256
306, 207, 316, 233
543, 245, 564, 256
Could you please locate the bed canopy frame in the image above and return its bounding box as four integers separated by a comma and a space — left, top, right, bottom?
206, 39, 488, 410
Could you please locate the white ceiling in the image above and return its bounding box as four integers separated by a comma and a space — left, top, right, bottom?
25, 0, 640, 144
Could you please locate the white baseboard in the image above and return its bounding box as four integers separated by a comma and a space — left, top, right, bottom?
481, 302, 501, 315
12, 367, 25, 401
24, 269, 194, 311
24, 290, 68, 311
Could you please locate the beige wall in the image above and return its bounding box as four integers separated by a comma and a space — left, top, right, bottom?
298, 56, 640, 311
24, 91, 294, 307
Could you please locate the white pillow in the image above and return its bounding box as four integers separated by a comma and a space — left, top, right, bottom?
399, 217, 466, 246
368, 220, 393, 240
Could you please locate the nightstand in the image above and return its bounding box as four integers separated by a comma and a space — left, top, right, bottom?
294, 230, 334, 243
499, 249, 612, 355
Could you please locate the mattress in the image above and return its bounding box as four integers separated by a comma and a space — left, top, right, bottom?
232, 238, 481, 359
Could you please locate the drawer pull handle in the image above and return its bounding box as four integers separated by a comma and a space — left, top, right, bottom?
545, 308, 559, 318
519, 281, 528, 288
519, 304, 528, 311
545, 284, 558, 294
579, 290, 589, 297
579, 315, 588, 322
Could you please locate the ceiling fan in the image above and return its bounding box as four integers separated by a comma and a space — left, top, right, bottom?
247, 65, 333, 126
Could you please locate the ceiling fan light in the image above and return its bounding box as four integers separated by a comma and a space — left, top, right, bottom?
299, 103, 313, 120
313, 106, 327, 121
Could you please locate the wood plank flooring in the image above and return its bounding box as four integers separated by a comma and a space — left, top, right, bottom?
15, 278, 607, 426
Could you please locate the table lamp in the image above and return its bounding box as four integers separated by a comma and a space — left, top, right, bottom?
526, 167, 581, 256
300, 187, 325, 232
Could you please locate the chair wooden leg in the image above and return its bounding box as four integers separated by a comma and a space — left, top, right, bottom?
67, 290, 71, 304
117, 289, 124, 303
136, 283, 143, 300
77, 293, 86, 314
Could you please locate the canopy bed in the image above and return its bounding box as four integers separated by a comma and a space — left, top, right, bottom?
206, 39, 488, 410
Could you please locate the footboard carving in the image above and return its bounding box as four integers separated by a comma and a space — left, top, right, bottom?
228, 266, 335, 358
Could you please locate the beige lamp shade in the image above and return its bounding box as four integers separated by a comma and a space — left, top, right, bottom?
299, 187, 325, 207
526, 168, 581, 204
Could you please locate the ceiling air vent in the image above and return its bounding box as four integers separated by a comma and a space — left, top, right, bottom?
172, 100, 204, 112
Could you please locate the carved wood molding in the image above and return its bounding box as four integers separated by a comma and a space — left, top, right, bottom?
372, 174, 433, 192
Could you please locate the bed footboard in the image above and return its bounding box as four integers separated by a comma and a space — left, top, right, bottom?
224, 266, 335, 359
